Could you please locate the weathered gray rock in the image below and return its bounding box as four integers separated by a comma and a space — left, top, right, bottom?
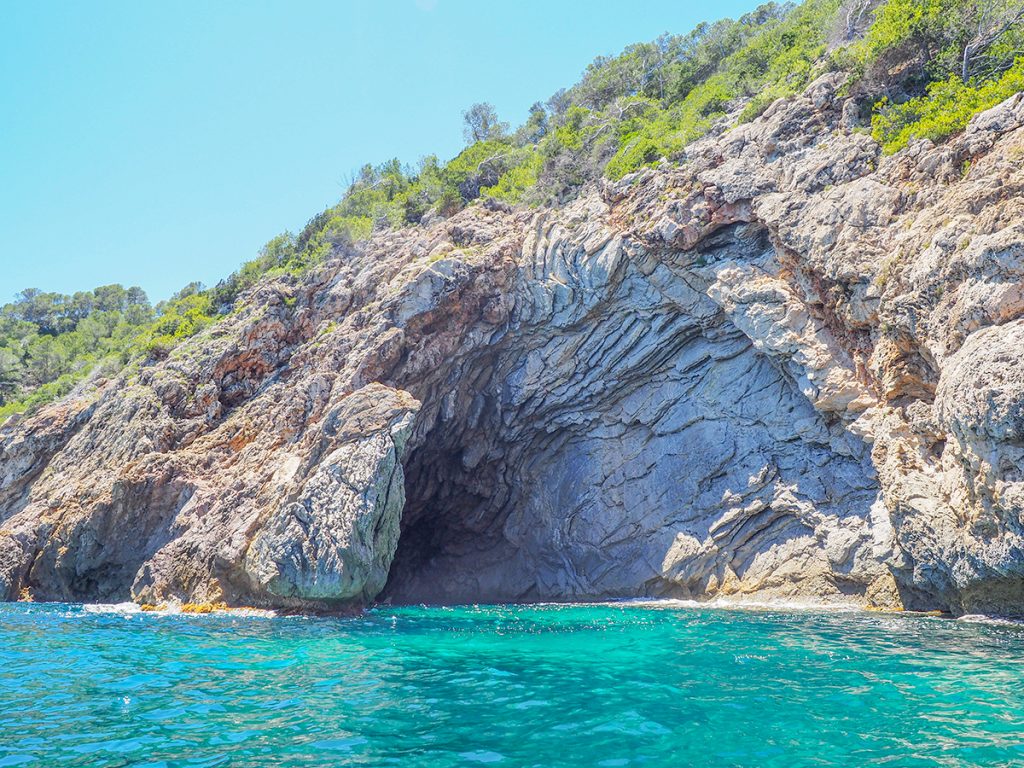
3, 74, 1024, 614
241, 385, 417, 608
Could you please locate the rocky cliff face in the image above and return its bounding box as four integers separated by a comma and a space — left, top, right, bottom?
3, 74, 1024, 615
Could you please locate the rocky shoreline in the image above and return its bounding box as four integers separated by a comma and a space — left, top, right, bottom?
3, 74, 1024, 616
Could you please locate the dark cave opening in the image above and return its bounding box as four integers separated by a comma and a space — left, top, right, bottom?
380, 434, 513, 604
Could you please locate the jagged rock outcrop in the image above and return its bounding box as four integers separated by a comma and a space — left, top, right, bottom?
3, 77, 1024, 614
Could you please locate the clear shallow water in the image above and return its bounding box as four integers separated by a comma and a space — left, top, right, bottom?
1, 603, 1024, 767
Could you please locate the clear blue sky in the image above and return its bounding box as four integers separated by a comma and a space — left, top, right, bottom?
0, 0, 761, 304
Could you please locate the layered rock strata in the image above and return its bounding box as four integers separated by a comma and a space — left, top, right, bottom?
3, 76, 1024, 614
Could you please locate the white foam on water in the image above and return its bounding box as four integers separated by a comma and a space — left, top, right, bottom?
77, 602, 278, 619
597, 596, 865, 613
81, 602, 143, 615
957, 613, 1024, 627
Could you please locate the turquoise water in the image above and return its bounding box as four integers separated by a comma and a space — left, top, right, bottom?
2, 603, 1024, 767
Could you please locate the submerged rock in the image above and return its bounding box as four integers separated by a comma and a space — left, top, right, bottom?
4, 76, 1024, 614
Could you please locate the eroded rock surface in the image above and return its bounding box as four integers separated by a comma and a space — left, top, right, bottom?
4, 77, 1024, 614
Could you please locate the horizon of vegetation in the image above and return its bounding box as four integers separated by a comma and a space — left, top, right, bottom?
2, 0, 1023, 420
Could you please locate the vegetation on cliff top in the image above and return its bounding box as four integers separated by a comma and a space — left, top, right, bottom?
2, 0, 1022, 420
849, 0, 1024, 152
267, 0, 1023, 252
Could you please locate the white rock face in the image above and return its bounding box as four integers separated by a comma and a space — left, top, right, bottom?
3, 76, 1024, 614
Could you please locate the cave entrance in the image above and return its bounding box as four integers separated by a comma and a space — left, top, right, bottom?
381, 432, 516, 604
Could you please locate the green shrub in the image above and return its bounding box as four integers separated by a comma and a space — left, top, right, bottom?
603, 0, 837, 179
848, 0, 1024, 90
129, 292, 219, 361
871, 57, 1024, 152
0, 373, 81, 421
482, 149, 543, 204
854, 0, 945, 66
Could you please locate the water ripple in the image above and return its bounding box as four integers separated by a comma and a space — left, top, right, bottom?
2, 602, 1024, 766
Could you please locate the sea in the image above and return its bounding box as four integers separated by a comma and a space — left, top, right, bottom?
2, 601, 1023, 767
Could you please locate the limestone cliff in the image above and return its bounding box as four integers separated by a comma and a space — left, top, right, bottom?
3, 74, 1024, 615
